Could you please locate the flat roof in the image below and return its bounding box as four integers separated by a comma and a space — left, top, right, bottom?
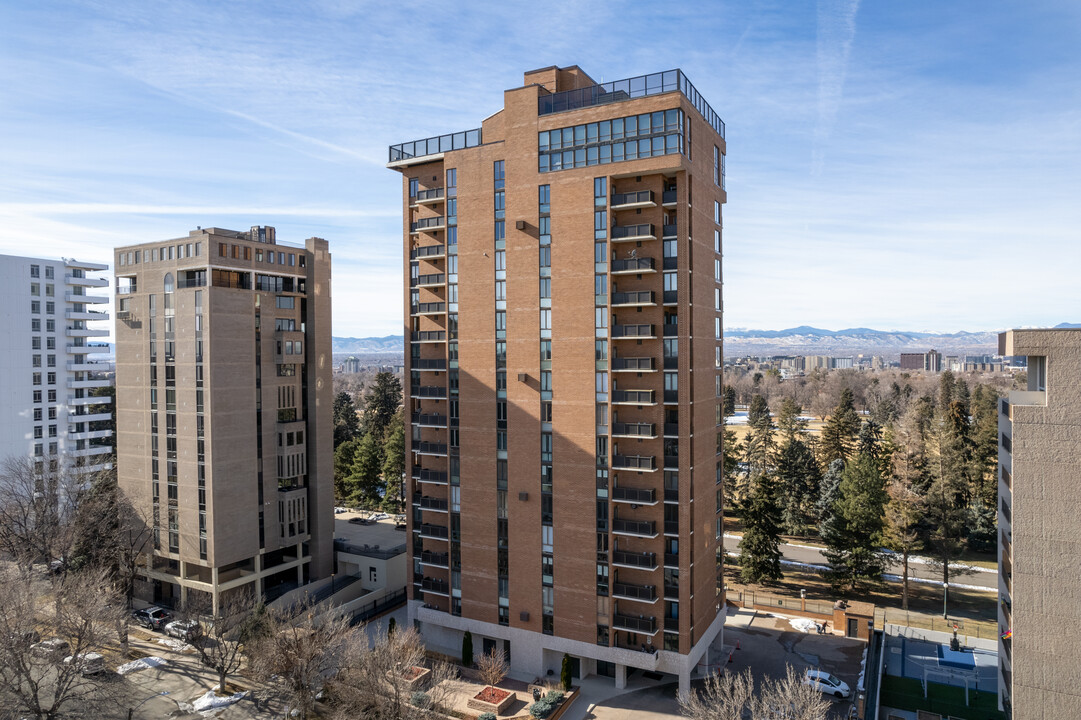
334, 510, 407, 551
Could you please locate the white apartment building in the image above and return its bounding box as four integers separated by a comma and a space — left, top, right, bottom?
0, 254, 113, 473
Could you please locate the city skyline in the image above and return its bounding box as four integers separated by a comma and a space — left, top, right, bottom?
2, 1, 1079, 335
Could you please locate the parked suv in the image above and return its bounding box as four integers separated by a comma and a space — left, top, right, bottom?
63, 652, 105, 676
132, 607, 171, 631
164, 619, 201, 641
30, 638, 71, 662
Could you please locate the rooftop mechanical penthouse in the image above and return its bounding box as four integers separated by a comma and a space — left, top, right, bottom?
389, 66, 726, 694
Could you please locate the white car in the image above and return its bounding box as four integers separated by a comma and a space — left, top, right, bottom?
802, 669, 851, 698
63, 652, 105, 675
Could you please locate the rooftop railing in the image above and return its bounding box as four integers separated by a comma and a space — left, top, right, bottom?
538, 69, 724, 139
389, 129, 483, 163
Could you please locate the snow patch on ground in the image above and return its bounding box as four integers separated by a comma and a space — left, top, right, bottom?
191, 688, 249, 713
788, 617, 819, 633
117, 656, 167, 675
157, 637, 194, 652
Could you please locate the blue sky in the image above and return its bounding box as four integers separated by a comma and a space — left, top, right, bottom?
1, 0, 1079, 336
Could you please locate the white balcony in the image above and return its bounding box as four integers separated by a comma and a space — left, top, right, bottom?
66, 327, 110, 338
67, 395, 112, 406
67, 378, 110, 390
65, 292, 109, 304
65, 275, 109, 288
68, 411, 112, 423
68, 429, 112, 441
69, 446, 112, 458
65, 310, 110, 322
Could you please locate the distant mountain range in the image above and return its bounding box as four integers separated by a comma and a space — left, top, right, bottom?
332, 324, 1079, 359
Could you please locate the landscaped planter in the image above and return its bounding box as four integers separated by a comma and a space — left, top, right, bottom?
398, 665, 431, 691
466, 685, 515, 715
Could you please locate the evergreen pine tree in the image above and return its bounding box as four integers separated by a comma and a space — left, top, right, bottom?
776, 437, 821, 536
462, 630, 473, 667
816, 459, 845, 532
332, 392, 361, 448
348, 430, 385, 507
362, 372, 403, 439
822, 454, 888, 591
737, 472, 784, 583
819, 388, 860, 465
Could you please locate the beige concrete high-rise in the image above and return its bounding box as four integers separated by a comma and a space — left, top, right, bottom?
113, 227, 333, 612
997, 328, 1081, 718
388, 66, 726, 694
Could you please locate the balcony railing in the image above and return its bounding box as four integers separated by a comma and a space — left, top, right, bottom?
420, 550, 449, 567
612, 613, 656, 634
664, 617, 679, 632
664, 520, 679, 535
412, 468, 448, 484
411, 217, 446, 232
613, 582, 657, 602
413, 494, 449, 511
412, 358, 447, 371
421, 577, 450, 595
536, 69, 725, 140
663, 423, 678, 437
612, 454, 656, 471
612, 518, 657, 536
612, 291, 655, 306
611, 257, 656, 273
411, 244, 446, 259
611, 422, 656, 438
664, 455, 679, 469
389, 128, 482, 163
417, 523, 449, 540
411, 330, 446, 342
410, 385, 447, 398
663, 324, 678, 337
612, 549, 657, 569
414, 187, 445, 203
664, 553, 679, 568
612, 486, 656, 504
611, 224, 655, 241
662, 189, 677, 205
411, 273, 445, 287
612, 390, 655, 405
663, 290, 678, 305
414, 441, 448, 456
412, 412, 448, 427
662, 223, 677, 238
612, 357, 655, 371
664, 583, 679, 598
411, 302, 446, 315
611, 190, 654, 208
612, 324, 655, 339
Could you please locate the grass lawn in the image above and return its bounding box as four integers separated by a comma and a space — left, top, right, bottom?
880, 674, 1005, 720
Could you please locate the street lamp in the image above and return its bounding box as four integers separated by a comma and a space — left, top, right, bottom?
128, 691, 169, 720
943, 581, 949, 619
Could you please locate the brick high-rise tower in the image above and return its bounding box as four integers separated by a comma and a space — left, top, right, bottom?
389, 66, 726, 693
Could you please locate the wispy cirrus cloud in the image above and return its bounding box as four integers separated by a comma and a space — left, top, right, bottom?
812, 0, 861, 174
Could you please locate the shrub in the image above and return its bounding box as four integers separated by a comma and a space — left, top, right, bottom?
462, 630, 474, 667
410, 691, 431, 709
545, 690, 565, 704
560, 653, 572, 691
529, 699, 554, 718
479, 714, 497, 720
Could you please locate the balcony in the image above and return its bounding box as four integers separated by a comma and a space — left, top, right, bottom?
64, 274, 108, 288
420, 550, 449, 568
66, 360, 105, 372
663, 488, 678, 503
421, 577, 450, 596
662, 290, 678, 305
413, 441, 448, 457
411, 273, 445, 288
68, 410, 112, 423
389, 128, 482, 165
662, 223, 677, 238
611, 422, 656, 439
612, 613, 657, 634
612, 357, 655, 372
1008, 390, 1046, 408
664, 455, 679, 470
611, 390, 655, 406
410, 385, 447, 399
411, 244, 446, 260
65, 309, 109, 321
611, 257, 656, 274
612, 324, 656, 340
411, 302, 446, 316
65, 292, 108, 304
664, 617, 679, 632
664, 520, 679, 536
69, 446, 112, 458
612, 581, 657, 603
413, 187, 445, 205
611, 224, 656, 243
411, 330, 446, 343
611, 190, 655, 210
412, 412, 448, 428
612, 518, 657, 538
66, 326, 110, 338
412, 358, 447, 371
67, 429, 112, 441
662, 189, 677, 206
612, 454, 657, 472
612, 549, 658, 570
664, 554, 679, 568
612, 486, 657, 505
412, 468, 448, 485
67, 378, 110, 390
413, 494, 449, 512
67, 395, 111, 406
663, 423, 678, 437
410, 217, 446, 234
612, 291, 656, 307
664, 583, 679, 599
417, 523, 449, 540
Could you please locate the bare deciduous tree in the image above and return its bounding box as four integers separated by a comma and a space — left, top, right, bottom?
679, 666, 830, 720
186, 589, 257, 694
0, 456, 83, 567
476, 645, 509, 688
0, 566, 124, 720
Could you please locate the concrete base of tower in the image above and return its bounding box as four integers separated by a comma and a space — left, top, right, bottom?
409, 599, 725, 693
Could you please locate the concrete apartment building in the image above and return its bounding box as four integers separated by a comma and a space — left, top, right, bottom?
113, 227, 333, 612
0, 254, 113, 473
388, 66, 726, 694
996, 328, 1081, 719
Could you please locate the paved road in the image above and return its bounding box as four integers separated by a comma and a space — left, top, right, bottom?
724, 534, 998, 591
